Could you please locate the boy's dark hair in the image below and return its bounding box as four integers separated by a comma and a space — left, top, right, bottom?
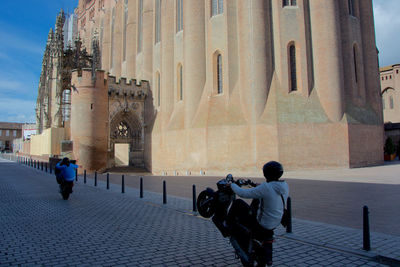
61, 157, 70, 167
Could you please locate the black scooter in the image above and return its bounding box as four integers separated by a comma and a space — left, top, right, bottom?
197, 174, 273, 267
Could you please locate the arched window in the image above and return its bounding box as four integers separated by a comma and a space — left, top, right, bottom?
176, 0, 183, 32
155, 0, 161, 44
123, 0, 128, 61
211, 0, 223, 16
283, 0, 297, 7
138, 0, 143, 53
289, 44, 297, 92
177, 64, 183, 101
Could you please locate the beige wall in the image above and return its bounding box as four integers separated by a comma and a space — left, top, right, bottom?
74, 0, 384, 174
30, 127, 66, 156
380, 65, 400, 123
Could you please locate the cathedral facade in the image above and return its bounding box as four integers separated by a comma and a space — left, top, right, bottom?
35, 0, 384, 175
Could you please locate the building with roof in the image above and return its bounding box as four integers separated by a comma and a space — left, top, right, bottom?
32, 0, 384, 174
0, 122, 23, 153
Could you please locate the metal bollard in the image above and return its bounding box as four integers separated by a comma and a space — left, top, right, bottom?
163, 180, 167, 204
45, 163, 48, 173
122, 175, 125, 193
140, 177, 143, 198
84, 170, 87, 184
286, 197, 292, 233
75, 169, 78, 181
95, 172, 97, 186
107, 173, 109, 189
193, 185, 197, 212
363, 206, 371, 251
41, 162, 43, 171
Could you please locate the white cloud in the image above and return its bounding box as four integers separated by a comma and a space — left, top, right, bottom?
0, 98, 36, 123
373, 0, 400, 67
0, 29, 43, 56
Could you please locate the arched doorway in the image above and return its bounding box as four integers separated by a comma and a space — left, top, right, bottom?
110, 110, 144, 167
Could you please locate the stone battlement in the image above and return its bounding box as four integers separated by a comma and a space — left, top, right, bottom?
108, 75, 149, 100
71, 68, 106, 89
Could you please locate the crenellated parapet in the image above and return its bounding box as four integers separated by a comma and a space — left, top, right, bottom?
107, 76, 149, 100
71, 68, 106, 90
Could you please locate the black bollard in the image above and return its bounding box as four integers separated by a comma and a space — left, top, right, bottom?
122, 175, 125, 193
140, 177, 143, 198
363, 206, 371, 251
286, 197, 292, 233
84, 170, 87, 184
50, 163, 52, 174
41, 162, 43, 171
95, 172, 97, 186
45, 163, 48, 173
163, 180, 167, 204
75, 169, 78, 181
193, 185, 197, 212
107, 173, 109, 189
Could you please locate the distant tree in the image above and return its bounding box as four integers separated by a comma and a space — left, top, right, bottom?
384, 137, 396, 155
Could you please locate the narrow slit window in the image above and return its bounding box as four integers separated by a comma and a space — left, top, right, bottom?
138, 0, 143, 53
353, 45, 358, 84
217, 54, 223, 94
176, 0, 183, 32
211, 0, 223, 16
283, 0, 297, 7
289, 44, 297, 91
155, 0, 161, 44
178, 64, 183, 101
111, 7, 115, 68
157, 72, 161, 107
123, 0, 128, 61
390, 96, 394, 109
348, 0, 355, 16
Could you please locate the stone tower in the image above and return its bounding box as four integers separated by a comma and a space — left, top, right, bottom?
70, 69, 108, 172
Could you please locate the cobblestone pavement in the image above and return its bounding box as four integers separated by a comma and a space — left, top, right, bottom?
0, 158, 396, 266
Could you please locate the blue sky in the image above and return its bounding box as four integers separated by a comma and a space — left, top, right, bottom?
0, 0, 398, 123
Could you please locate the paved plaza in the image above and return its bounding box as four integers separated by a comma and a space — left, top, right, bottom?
1, 157, 399, 266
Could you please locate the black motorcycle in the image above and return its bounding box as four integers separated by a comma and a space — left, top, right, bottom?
59, 180, 73, 200
197, 174, 273, 267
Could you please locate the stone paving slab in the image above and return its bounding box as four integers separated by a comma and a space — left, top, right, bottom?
0, 158, 395, 266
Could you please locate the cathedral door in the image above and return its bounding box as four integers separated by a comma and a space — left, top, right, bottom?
110, 110, 144, 167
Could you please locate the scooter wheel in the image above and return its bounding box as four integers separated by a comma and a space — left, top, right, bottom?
197, 190, 215, 218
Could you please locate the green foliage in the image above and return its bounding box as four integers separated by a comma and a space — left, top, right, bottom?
397, 139, 400, 156
384, 137, 396, 155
